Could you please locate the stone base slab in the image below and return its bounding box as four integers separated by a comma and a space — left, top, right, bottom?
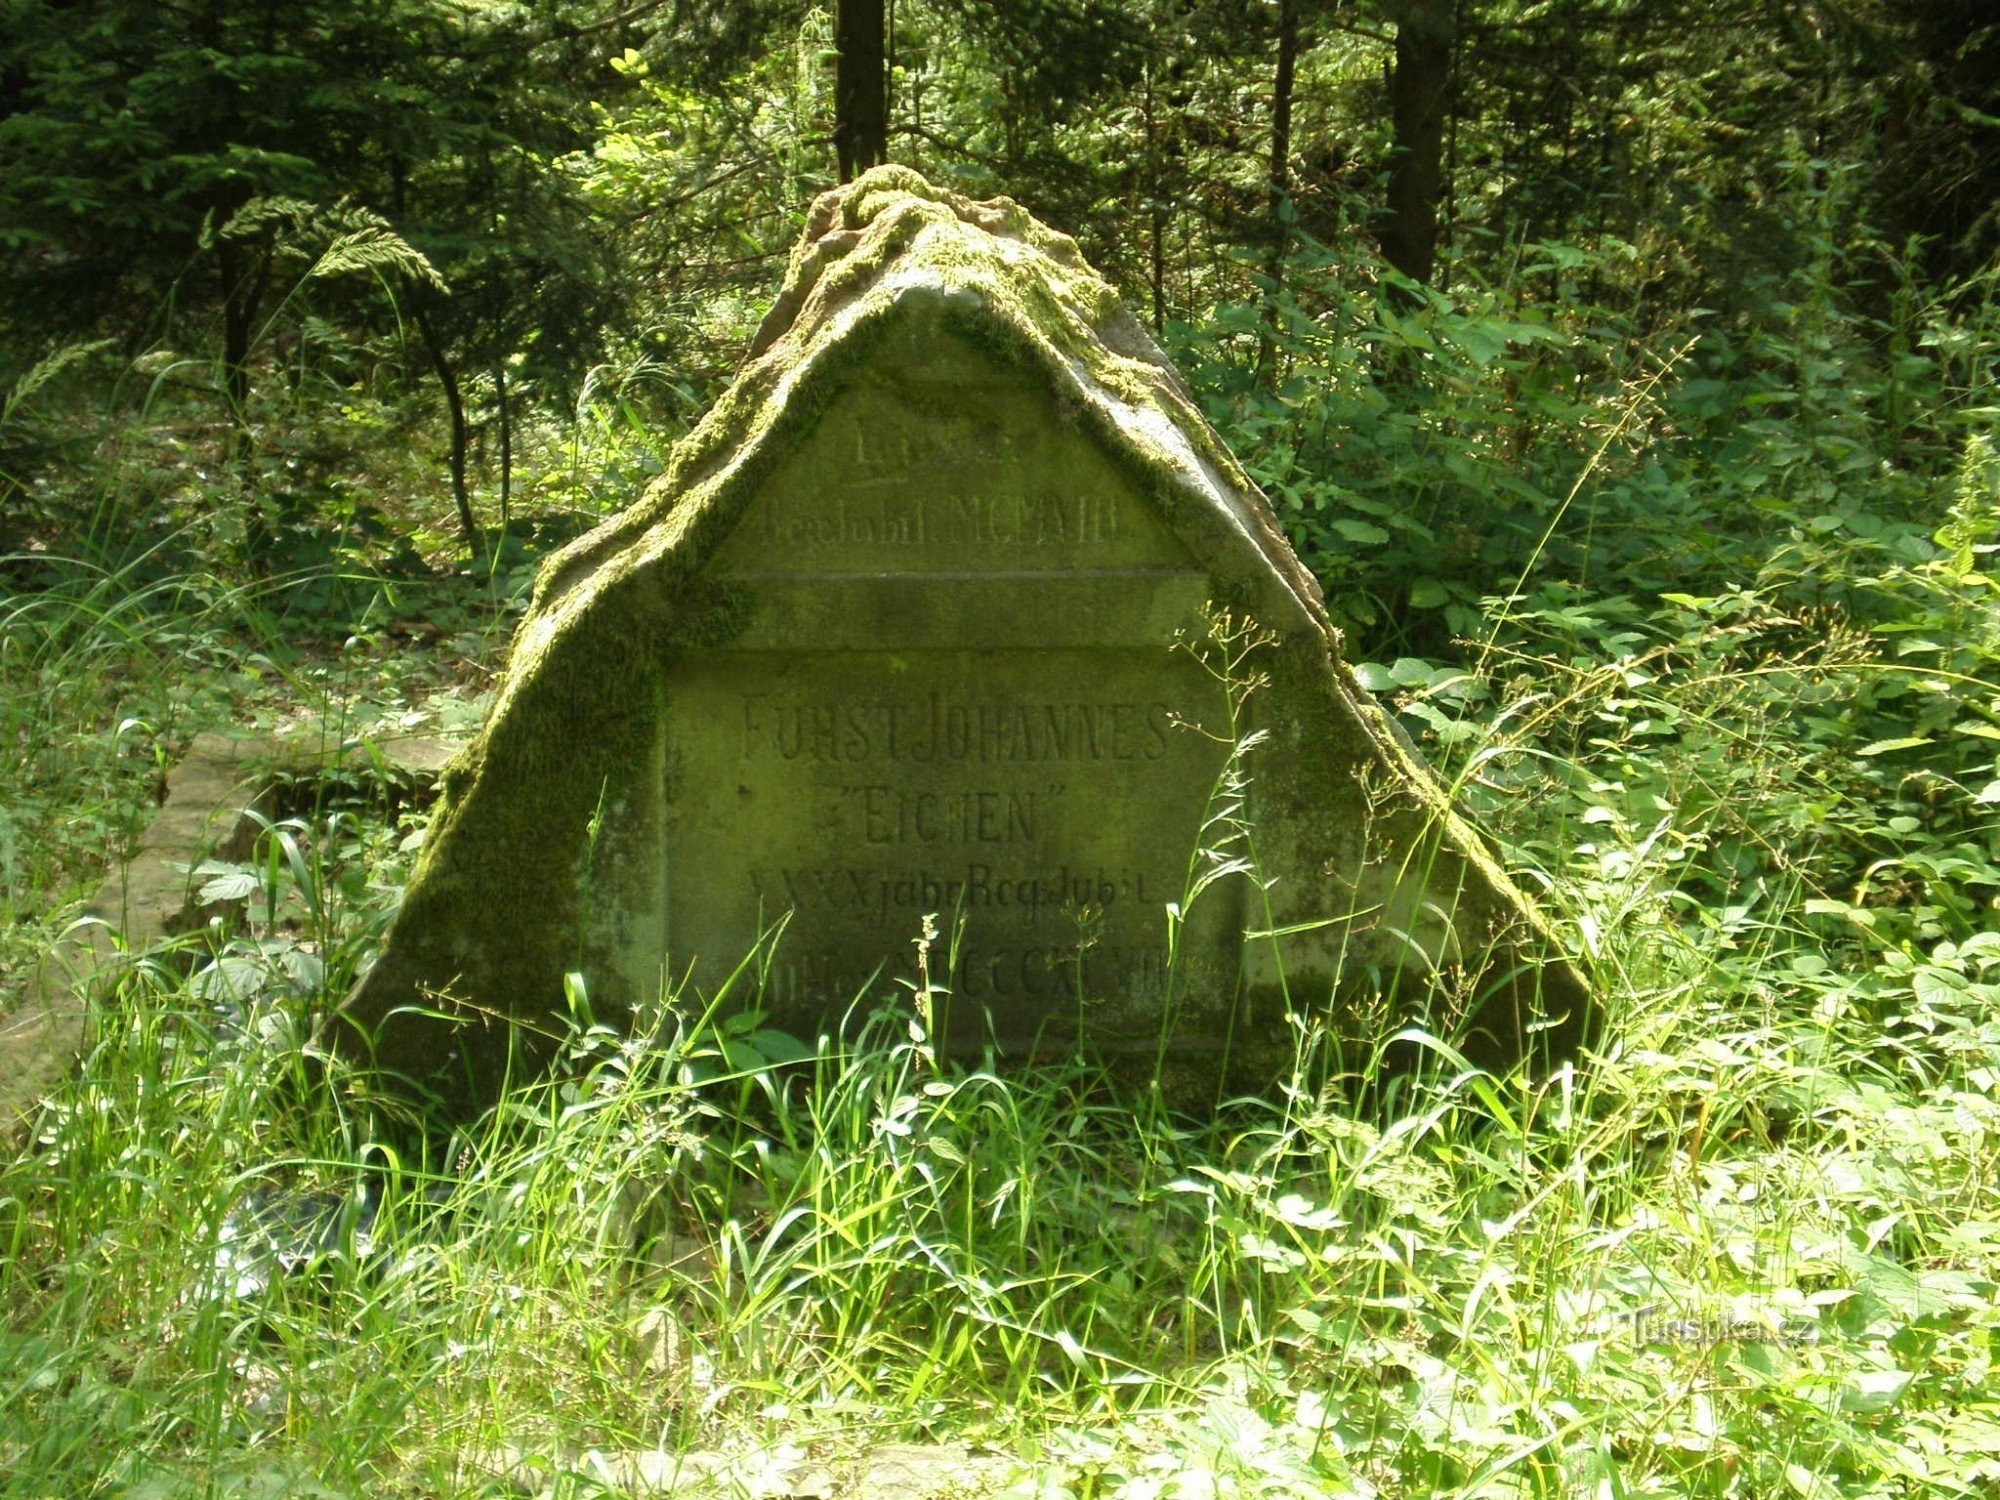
1, 729, 461, 1148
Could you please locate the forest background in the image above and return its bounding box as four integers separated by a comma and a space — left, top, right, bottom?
3, 2, 2000, 1498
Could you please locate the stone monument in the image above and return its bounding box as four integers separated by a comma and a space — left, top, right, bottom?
341, 167, 1592, 1106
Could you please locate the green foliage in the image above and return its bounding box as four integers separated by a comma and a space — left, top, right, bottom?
0, 0, 439, 309
1176, 234, 1657, 653
582, 10, 832, 403
0, 0, 632, 562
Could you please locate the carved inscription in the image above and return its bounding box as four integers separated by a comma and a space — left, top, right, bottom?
662, 646, 1233, 1038
756, 943, 1174, 1012
708, 369, 1190, 577
739, 692, 1174, 765
749, 489, 1123, 550
748, 863, 1156, 923
731, 687, 1179, 937
665, 356, 1231, 1044
751, 421, 1120, 549
861, 788, 1040, 845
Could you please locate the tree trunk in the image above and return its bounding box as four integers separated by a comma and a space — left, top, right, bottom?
216, 213, 273, 562
218, 234, 255, 425
496, 361, 513, 533
835, 0, 888, 182
1258, 0, 1299, 384
217, 218, 273, 436
414, 305, 483, 560
1382, 0, 1454, 297
1144, 62, 1166, 332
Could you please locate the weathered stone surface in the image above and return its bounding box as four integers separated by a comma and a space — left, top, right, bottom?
341, 166, 1592, 1106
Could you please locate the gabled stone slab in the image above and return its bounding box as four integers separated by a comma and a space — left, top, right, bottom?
341, 167, 1593, 1107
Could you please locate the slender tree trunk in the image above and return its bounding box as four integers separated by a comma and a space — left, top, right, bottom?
1382, 0, 1455, 298
496, 361, 513, 532
1258, 0, 1299, 384
414, 304, 483, 559
219, 235, 255, 425
216, 214, 274, 561
835, 0, 888, 181
1144, 62, 1166, 332
218, 223, 273, 433
1441, 8, 1462, 287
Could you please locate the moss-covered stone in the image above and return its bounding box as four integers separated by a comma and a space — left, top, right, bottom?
338, 168, 1594, 1111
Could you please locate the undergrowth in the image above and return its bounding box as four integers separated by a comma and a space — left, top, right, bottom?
3, 801, 1998, 1497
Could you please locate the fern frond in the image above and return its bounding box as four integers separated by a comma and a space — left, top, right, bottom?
312, 226, 447, 292
208, 196, 447, 291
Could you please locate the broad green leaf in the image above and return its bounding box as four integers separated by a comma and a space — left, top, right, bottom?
1857, 737, 1932, 756
1390, 656, 1434, 687
191, 954, 267, 1004
1838, 1368, 1913, 1413
1330, 518, 1389, 546
195, 860, 263, 904
746, 1028, 812, 1065
1912, 967, 1969, 1006
1269, 1193, 1343, 1231
281, 947, 326, 993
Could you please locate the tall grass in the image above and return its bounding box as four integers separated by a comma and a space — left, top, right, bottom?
7, 612, 2000, 1498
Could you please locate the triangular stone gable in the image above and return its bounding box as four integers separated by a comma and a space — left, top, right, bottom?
341, 167, 1592, 1107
